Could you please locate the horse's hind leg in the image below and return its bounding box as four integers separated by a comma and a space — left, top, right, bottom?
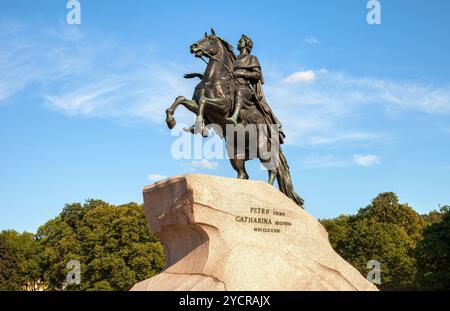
230, 159, 249, 180
261, 158, 277, 185
165, 96, 198, 129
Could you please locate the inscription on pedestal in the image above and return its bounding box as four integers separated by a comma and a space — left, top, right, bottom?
235, 207, 292, 233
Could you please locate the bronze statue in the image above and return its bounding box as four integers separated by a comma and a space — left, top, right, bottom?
165, 29, 304, 207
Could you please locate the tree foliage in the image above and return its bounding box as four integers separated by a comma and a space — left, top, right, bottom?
0, 230, 44, 290
2, 194, 448, 291
37, 200, 164, 290
321, 192, 426, 290
0, 234, 21, 290
415, 206, 450, 290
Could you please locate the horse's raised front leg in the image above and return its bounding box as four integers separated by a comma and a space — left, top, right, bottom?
192, 95, 229, 136
165, 96, 198, 129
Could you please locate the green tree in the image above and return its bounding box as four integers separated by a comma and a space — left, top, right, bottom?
415, 206, 450, 290
37, 200, 164, 290
77, 202, 164, 290
422, 205, 450, 225
321, 215, 350, 249
322, 192, 426, 290
0, 230, 44, 290
37, 217, 81, 290
355, 192, 425, 242
0, 235, 21, 290
337, 219, 417, 290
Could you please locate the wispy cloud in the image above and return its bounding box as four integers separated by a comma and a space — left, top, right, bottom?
302, 154, 381, 169
0, 21, 91, 104
148, 174, 167, 181
266, 69, 450, 146
183, 159, 219, 171
302, 154, 350, 169
2, 20, 450, 150
0, 20, 194, 126
353, 154, 380, 167
305, 37, 320, 44
44, 81, 127, 116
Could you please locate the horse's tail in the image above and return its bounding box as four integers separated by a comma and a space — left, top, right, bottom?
276, 147, 304, 208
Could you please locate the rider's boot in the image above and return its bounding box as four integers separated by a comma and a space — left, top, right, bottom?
225, 102, 242, 125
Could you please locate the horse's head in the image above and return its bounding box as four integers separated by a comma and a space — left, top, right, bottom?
190, 29, 221, 59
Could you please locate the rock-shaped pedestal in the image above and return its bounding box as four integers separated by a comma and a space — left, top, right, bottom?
131, 174, 377, 291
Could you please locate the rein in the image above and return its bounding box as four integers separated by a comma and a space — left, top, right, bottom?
197, 45, 239, 84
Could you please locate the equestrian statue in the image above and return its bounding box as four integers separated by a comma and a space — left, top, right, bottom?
165, 29, 304, 207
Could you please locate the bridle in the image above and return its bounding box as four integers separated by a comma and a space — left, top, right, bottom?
195, 38, 239, 84
196, 38, 263, 105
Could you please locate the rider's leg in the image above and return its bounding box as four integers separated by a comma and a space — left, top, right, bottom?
226, 87, 251, 125
225, 102, 242, 125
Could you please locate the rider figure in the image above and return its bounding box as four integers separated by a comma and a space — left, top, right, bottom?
226, 35, 261, 124
227, 35, 285, 142
184, 34, 284, 142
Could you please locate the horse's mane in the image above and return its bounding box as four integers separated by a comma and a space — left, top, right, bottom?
215, 35, 236, 62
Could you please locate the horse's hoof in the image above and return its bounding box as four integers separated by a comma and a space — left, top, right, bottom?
166, 116, 176, 129
193, 123, 209, 137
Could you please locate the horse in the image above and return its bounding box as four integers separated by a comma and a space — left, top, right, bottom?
165, 30, 304, 207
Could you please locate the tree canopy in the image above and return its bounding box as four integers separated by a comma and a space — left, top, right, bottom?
321, 192, 427, 290
36, 200, 165, 290
0, 230, 43, 290
1, 194, 449, 291
415, 206, 450, 290
0, 234, 21, 290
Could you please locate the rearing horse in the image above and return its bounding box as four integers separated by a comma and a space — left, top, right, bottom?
165, 30, 304, 207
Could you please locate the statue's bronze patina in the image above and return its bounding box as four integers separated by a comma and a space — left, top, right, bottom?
165, 29, 304, 207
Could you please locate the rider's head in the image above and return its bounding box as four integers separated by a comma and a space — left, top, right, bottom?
238, 35, 253, 53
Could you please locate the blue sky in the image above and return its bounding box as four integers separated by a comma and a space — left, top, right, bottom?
1, 0, 449, 232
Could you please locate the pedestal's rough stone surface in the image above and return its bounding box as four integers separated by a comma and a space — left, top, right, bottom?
131, 174, 377, 291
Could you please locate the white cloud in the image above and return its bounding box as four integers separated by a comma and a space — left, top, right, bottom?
0, 21, 91, 105
308, 133, 381, 146
183, 159, 219, 171
284, 70, 316, 83
2, 20, 450, 150
302, 154, 350, 169
148, 174, 167, 181
353, 154, 380, 167
265, 69, 450, 146
0, 21, 195, 126
44, 81, 127, 116
302, 154, 381, 169
305, 37, 320, 44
